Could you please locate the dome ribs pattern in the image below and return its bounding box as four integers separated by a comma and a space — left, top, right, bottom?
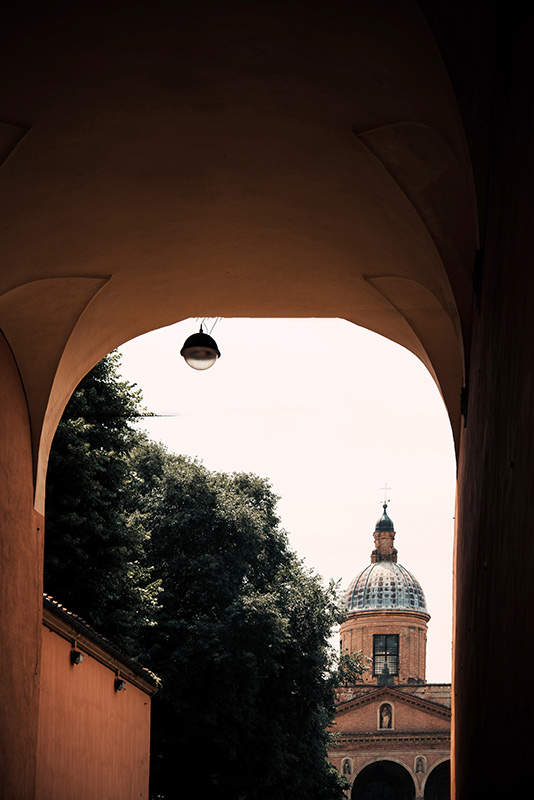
344, 561, 428, 613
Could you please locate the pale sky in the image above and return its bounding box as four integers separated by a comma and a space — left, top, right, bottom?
118, 318, 455, 683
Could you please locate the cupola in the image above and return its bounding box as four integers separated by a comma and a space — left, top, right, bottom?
371, 503, 398, 563
340, 503, 430, 685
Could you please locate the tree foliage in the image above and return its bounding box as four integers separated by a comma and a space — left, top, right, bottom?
128, 444, 348, 799
335, 650, 369, 685
45, 355, 355, 799
44, 353, 157, 651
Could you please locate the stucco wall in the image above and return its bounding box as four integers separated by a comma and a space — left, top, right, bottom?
36, 625, 151, 800
0, 331, 42, 798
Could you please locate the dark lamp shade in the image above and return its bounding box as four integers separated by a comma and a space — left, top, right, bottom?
70, 649, 84, 665
180, 331, 221, 370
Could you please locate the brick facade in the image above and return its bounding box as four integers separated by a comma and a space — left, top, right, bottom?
328, 508, 451, 799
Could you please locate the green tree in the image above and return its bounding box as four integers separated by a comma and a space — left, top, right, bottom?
44, 353, 157, 652
128, 445, 348, 800
45, 357, 358, 797
336, 649, 368, 685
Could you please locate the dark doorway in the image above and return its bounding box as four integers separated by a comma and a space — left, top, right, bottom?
352, 760, 415, 800
425, 760, 450, 800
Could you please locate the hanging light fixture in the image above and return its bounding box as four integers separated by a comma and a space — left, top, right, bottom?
70, 649, 84, 665
180, 321, 221, 370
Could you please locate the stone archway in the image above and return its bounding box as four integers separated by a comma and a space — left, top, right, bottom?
352, 760, 416, 800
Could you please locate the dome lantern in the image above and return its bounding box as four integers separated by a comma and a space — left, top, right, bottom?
371, 502, 398, 563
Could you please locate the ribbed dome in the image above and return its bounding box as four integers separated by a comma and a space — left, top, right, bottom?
344, 561, 429, 614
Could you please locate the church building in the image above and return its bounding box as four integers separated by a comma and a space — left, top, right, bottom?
328, 505, 451, 800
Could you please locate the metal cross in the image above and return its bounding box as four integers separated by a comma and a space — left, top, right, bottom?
380, 483, 392, 505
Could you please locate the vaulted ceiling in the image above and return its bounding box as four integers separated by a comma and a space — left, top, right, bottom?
0, 1, 478, 508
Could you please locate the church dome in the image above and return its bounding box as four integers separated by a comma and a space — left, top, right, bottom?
344, 561, 429, 613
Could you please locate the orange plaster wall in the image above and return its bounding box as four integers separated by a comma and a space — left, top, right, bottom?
0, 330, 42, 797
36, 627, 151, 800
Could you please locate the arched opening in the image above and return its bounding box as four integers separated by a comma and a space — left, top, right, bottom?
118, 317, 455, 683
424, 760, 450, 800
40, 316, 456, 797
351, 760, 415, 800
